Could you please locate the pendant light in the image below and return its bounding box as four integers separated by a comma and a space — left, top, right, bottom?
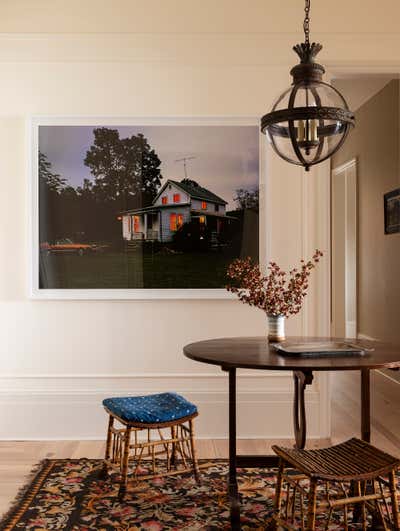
260, 0, 355, 171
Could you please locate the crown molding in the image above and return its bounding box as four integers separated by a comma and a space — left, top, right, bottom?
0, 32, 399, 66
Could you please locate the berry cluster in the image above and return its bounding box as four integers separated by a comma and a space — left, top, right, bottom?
226, 250, 323, 317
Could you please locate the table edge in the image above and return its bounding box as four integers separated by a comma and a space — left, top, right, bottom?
183, 338, 400, 371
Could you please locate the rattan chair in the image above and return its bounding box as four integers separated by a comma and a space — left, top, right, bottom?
101, 392, 200, 500
271, 438, 400, 530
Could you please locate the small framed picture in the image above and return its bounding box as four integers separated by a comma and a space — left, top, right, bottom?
384, 188, 400, 234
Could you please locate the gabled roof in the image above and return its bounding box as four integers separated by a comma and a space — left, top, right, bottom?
169, 180, 227, 205
153, 179, 227, 206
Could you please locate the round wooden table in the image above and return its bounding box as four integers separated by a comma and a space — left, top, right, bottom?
183, 336, 400, 530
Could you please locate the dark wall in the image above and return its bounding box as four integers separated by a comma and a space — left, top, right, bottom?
332, 80, 400, 344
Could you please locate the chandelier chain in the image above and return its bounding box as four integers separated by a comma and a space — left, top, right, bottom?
303, 0, 311, 45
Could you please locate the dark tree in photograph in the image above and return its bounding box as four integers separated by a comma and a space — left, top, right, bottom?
234, 188, 259, 212
224, 187, 259, 261
39, 128, 163, 246
84, 128, 162, 211
39, 151, 66, 193
39, 151, 67, 243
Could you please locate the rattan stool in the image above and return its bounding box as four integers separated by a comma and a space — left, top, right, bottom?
101, 392, 200, 500
271, 438, 400, 530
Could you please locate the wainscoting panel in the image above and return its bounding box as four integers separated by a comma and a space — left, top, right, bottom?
0, 373, 322, 440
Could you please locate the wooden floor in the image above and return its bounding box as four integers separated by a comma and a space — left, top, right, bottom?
0, 370, 399, 516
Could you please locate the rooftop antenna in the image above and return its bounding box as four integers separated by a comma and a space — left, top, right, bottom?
175, 156, 196, 179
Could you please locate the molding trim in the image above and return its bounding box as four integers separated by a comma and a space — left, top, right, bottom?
376, 369, 400, 387
0, 33, 400, 66
0, 374, 322, 440
332, 158, 357, 175
0, 372, 291, 378
0, 372, 295, 395
357, 333, 377, 341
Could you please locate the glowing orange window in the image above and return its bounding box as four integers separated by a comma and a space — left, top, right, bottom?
162, 196, 168, 205
201, 201, 207, 210
173, 193, 181, 203
199, 216, 206, 224
170, 213, 177, 231
133, 216, 140, 232
177, 214, 183, 229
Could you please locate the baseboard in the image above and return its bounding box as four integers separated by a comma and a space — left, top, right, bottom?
0, 373, 323, 440
376, 369, 400, 386
358, 334, 400, 386
357, 333, 377, 341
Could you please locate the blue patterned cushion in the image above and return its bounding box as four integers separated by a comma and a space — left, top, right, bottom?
103, 392, 197, 424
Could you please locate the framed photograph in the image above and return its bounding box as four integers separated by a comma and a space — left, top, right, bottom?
29, 117, 264, 299
384, 188, 400, 235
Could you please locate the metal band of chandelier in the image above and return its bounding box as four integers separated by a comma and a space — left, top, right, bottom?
260, 0, 355, 171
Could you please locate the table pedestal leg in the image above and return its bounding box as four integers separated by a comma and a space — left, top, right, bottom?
361, 368, 371, 443
228, 368, 240, 530
293, 371, 314, 449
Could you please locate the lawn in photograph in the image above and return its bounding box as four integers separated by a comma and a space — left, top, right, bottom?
36, 122, 260, 292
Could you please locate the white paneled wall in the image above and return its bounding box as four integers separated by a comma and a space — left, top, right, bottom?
0, 4, 360, 438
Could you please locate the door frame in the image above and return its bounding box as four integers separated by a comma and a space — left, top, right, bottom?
331, 158, 358, 338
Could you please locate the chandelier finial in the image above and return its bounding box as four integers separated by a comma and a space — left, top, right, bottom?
293, 42, 323, 64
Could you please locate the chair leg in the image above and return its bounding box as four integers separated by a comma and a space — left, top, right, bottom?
306, 478, 318, 531
270, 458, 285, 531
389, 470, 400, 530
100, 414, 114, 479
188, 419, 200, 483
118, 426, 132, 502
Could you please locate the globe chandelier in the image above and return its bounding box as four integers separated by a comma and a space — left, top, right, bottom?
261, 0, 355, 171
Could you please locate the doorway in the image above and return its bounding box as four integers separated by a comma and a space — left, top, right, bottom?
331, 159, 357, 338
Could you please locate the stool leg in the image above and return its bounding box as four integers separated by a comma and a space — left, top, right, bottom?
355, 480, 367, 531
118, 426, 132, 502
170, 425, 176, 467
270, 458, 285, 531
188, 419, 200, 483
100, 414, 114, 479
306, 478, 317, 531
389, 470, 400, 530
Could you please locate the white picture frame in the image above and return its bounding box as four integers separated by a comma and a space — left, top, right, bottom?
29, 116, 266, 300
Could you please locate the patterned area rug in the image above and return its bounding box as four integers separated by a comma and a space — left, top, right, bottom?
0, 458, 396, 530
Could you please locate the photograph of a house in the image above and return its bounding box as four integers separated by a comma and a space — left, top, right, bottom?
37, 123, 259, 290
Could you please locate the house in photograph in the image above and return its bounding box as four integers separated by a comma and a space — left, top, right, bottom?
121, 179, 235, 242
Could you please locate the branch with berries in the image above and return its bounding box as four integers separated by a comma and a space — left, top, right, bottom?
226, 250, 323, 318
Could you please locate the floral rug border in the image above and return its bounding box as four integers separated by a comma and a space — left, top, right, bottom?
0, 459, 58, 531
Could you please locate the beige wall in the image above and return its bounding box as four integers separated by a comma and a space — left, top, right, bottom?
4, 0, 400, 438
1, 0, 400, 34
332, 80, 400, 343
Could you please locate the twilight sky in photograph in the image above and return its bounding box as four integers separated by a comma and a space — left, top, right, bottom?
39, 125, 259, 210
